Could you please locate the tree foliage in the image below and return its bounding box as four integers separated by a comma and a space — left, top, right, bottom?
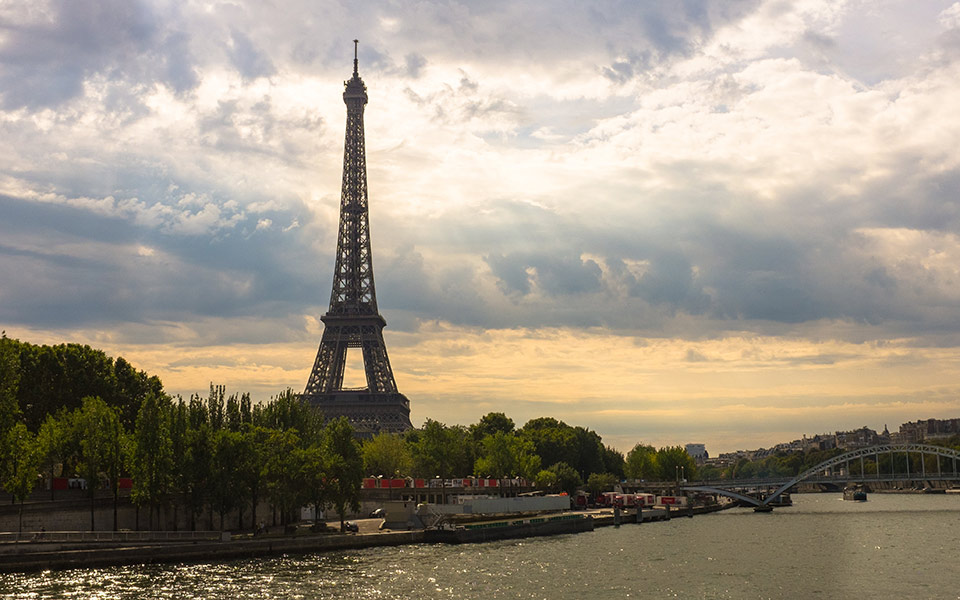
70, 396, 123, 531
263, 428, 305, 526
586, 472, 617, 494
474, 431, 541, 479
409, 419, 473, 478
1, 423, 39, 502
4, 336, 752, 532
5, 337, 162, 431
654, 446, 697, 481
0, 423, 39, 534
0, 332, 21, 434
362, 432, 412, 477
131, 392, 172, 524
535, 461, 582, 496
470, 412, 515, 442
624, 443, 657, 480
36, 412, 69, 500
324, 417, 363, 531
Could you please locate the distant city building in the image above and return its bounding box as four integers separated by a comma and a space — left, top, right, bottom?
685, 443, 708, 463
800, 433, 837, 452
833, 426, 885, 449
898, 418, 960, 443
714, 416, 957, 460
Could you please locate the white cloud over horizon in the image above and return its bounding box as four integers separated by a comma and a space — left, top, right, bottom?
2, 0, 960, 453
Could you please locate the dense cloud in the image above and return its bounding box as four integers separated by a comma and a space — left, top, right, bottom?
2, 0, 960, 349
0, 0, 199, 109
5, 1, 960, 451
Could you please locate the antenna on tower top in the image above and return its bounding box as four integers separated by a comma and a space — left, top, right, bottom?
353, 39, 359, 76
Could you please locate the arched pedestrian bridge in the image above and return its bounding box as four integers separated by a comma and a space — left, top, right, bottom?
681, 444, 960, 508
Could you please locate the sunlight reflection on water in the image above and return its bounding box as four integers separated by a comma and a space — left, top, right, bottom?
3, 495, 960, 599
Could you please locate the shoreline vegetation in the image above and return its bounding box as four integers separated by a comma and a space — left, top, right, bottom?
4, 335, 960, 573
1, 336, 691, 534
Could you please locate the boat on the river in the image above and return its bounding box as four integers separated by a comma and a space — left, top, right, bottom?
843, 484, 867, 501
766, 493, 792, 507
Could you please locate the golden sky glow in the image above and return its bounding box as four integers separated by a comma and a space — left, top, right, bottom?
3, 1, 960, 453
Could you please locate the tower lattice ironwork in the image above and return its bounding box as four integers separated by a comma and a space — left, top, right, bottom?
303, 41, 412, 436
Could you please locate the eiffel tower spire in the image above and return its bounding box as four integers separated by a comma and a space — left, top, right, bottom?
303, 42, 412, 436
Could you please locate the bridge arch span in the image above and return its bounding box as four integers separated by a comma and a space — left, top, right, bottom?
682, 444, 960, 507
763, 444, 960, 504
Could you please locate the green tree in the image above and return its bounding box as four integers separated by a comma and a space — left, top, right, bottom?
624, 443, 658, 480
655, 446, 697, 482
15, 341, 161, 431
255, 388, 324, 445
536, 461, 582, 496
520, 418, 578, 472
225, 393, 244, 431
410, 419, 472, 478
362, 432, 413, 477
470, 412, 515, 443
572, 426, 606, 480
225, 428, 256, 530
534, 468, 557, 490
112, 356, 163, 431
131, 392, 173, 530
0, 332, 21, 434
729, 457, 751, 479
207, 384, 226, 431
324, 417, 363, 532
71, 396, 122, 531
301, 444, 329, 524
586, 472, 617, 495
36, 412, 69, 500
210, 429, 248, 530
698, 464, 724, 480
168, 400, 189, 530
474, 431, 541, 480
183, 418, 212, 531
519, 418, 614, 481
241, 426, 272, 531
601, 445, 625, 479
104, 414, 126, 531
263, 428, 305, 526
1, 423, 39, 535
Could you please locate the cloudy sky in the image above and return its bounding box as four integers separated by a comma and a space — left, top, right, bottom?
3, 0, 960, 453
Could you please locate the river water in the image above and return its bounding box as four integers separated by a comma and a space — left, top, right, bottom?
3, 493, 959, 599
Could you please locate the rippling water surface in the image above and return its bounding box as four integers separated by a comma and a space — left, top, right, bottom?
3, 494, 959, 599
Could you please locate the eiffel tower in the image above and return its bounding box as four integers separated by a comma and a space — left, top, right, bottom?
303, 41, 412, 436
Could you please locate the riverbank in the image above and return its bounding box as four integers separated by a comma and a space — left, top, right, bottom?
0, 503, 736, 573
0, 529, 424, 573
6, 494, 957, 599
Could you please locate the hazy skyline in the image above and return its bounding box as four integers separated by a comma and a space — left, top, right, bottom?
2, 0, 960, 454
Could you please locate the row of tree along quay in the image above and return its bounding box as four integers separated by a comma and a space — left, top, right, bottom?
0, 334, 703, 537
360, 413, 698, 498
0, 335, 365, 535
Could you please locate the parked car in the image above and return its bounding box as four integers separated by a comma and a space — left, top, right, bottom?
369, 508, 384, 518
343, 521, 359, 533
